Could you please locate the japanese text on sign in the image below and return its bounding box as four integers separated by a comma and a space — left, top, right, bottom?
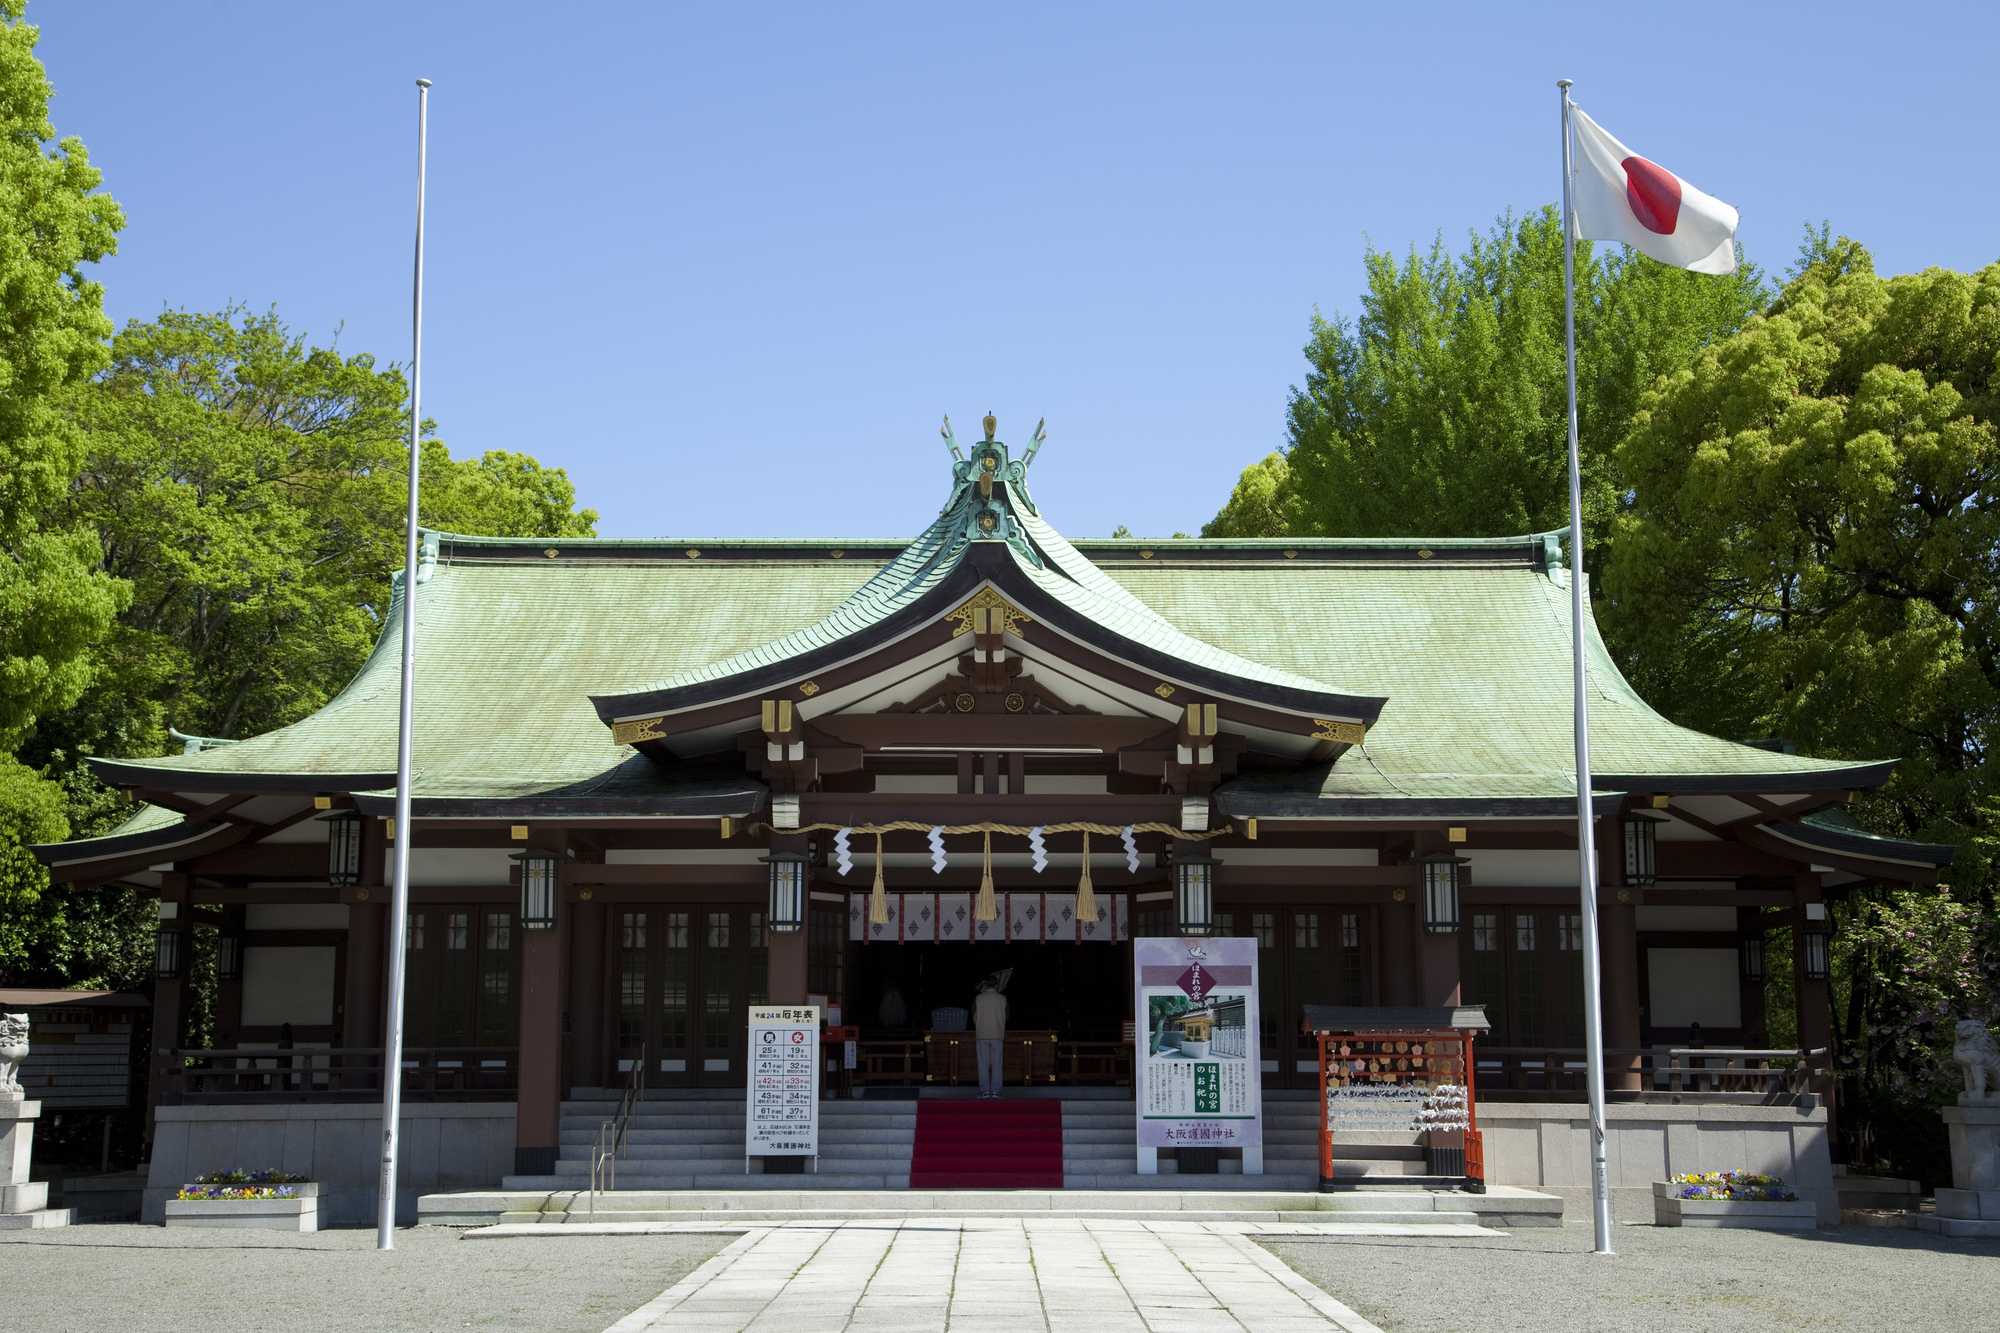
745, 1005, 819, 1158
1133, 936, 1262, 1155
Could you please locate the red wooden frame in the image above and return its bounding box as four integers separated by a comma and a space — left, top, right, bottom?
1309, 1022, 1484, 1193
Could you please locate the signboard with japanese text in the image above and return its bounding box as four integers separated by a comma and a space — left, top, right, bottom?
745, 1005, 820, 1158
1134, 936, 1261, 1159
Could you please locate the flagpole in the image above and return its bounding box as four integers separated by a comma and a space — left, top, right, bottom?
1558, 77, 1614, 1257
378, 75, 431, 1252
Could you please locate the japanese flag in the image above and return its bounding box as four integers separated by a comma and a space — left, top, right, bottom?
1570, 106, 1738, 274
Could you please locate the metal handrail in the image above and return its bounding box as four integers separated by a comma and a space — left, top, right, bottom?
1661, 1046, 1831, 1094
156, 1046, 518, 1098
588, 1042, 645, 1218
1469, 1045, 1832, 1096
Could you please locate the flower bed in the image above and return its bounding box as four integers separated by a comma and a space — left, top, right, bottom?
1654, 1174, 1816, 1229
165, 1170, 319, 1232
1668, 1171, 1799, 1202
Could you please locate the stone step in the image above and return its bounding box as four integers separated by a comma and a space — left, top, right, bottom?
421, 1185, 1562, 1229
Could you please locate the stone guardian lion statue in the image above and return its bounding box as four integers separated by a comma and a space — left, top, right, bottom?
1954, 1018, 2000, 1100
0, 1012, 28, 1094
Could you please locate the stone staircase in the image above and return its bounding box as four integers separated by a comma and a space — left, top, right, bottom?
431, 1088, 1567, 1228
420, 1185, 1563, 1227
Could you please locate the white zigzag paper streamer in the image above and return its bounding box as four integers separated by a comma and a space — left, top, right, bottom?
1122, 825, 1139, 873
833, 827, 853, 876
1029, 827, 1048, 873
928, 826, 947, 873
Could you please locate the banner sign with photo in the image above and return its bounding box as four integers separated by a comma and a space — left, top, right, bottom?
745, 1005, 819, 1158
1133, 936, 1261, 1155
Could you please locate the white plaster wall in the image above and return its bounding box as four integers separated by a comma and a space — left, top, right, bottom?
240, 946, 337, 1026
1648, 948, 1744, 1027
145, 1103, 517, 1226
1481, 1101, 1837, 1224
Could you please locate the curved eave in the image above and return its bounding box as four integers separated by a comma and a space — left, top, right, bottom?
1217, 789, 1624, 821
87, 757, 396, 796
1751, 818, 1957, 877
591, 543, 1387, 726
33, 817, 231, 877
1593, 761, 1899, 795
349, 784, 768, 821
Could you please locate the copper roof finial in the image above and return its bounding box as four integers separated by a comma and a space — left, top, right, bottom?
982, 412, 997, 440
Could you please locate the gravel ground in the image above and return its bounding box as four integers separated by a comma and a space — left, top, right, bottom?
0, 1225, 732, 1333
1261, 1221, 2000, 1332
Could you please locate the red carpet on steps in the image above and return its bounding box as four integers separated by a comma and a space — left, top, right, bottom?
908, 1099, 1064, 1189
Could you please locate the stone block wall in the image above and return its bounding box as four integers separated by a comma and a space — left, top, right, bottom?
144, 1103, 516, 1225
1481, 1099, 1837, 1225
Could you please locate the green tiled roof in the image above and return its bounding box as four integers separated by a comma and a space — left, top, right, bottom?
614, 462, 1349, 705
82, 482, 1885, 808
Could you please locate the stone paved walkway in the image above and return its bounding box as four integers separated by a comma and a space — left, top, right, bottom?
599, 1218, 1388, 1333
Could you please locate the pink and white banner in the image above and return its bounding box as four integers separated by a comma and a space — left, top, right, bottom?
1133, 935, 1262, 1158
851, 892, 1128, 943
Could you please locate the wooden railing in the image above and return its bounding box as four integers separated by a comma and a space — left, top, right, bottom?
156, 1047, 518, 1101
850, 1035, 1133, 1087
1473, 1046, 1831, 1096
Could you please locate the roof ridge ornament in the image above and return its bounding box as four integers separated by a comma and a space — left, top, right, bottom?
936, 411, 1045, 568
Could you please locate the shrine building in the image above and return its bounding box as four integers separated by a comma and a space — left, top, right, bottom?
34, 415, 1956, 1218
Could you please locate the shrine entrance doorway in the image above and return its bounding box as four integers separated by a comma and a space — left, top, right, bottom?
846, 932, 1134, 1088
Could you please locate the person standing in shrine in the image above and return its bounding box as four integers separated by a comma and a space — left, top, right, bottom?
974, 975, 1008, 1099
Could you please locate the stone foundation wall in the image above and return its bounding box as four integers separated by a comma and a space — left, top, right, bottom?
144, 1103, 516, 1225
1481, 1099, 1837, 1225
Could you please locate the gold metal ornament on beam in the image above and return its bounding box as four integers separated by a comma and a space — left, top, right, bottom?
946, 588, 1030, 638
611, 716, 668, 745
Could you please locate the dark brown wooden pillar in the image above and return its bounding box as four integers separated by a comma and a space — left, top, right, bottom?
341, 817, 388, 1063
768, 831, 809, 1004
769, 925, 809, 1005
1380, 894, 1417, 1006
1738, 904, 1769, 1045
1792, 874, 1832, 1050
342, 904, 383, 1044
513, 868, 566, 1177
567, 897, 606, 1090
145, 873, 192, 1156
1601, 895, 1642, 1091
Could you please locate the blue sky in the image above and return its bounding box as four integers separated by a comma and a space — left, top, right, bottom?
36, 2, 2000, 541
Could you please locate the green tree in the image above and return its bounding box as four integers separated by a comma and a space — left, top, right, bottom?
1606, 238, 1999, 1171
1200, 452, 1291, 538
0, 0, 128, 982
1205, 208, 1766, 543
4, 306, 599, 984
47, 305, 599, 752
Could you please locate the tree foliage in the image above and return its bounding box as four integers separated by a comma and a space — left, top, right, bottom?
44, 305, 600, 756
1204, 207, 1766, 543
1606, 238, 1999, 1166
1608, 240, 1996, 871
2, 305, 600, 985
0, 1, 126, 747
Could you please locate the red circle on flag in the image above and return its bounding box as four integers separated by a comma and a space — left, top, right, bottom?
1622, 156, 1682, 235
